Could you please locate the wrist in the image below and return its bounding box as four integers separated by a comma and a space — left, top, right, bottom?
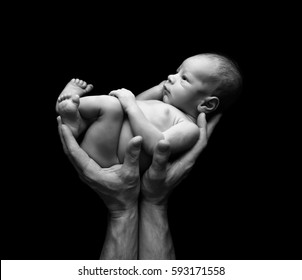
102, 203, 138, 260
140, 198, 168, 212
125, 101, 139, 115
109, 203, 138, 220
141, 189, 169, 208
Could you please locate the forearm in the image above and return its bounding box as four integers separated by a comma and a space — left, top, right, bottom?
139, 200, 175, 259
100, 205, 138, 259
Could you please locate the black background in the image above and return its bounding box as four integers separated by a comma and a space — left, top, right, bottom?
2, 5, 300, 260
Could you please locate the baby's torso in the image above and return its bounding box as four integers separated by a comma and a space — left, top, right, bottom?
118, 100, 192, 172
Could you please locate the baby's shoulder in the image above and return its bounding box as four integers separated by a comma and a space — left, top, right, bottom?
167, 106, 196, 125
137, 100, 163, 107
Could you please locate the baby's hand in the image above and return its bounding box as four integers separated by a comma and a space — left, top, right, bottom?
109, 88, 136, 110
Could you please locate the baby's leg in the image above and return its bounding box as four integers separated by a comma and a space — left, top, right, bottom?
56, 78, 93, 138
80, 95, 124, 167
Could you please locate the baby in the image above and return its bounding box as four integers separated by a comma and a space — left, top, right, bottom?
56, 53, 242, 172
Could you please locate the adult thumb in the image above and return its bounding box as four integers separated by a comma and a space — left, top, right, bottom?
123, 136, 143, 168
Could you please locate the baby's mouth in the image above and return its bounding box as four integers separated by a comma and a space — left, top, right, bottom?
163, 85, 170, 95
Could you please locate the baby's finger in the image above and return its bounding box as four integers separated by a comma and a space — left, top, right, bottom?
109, 90, 119, 97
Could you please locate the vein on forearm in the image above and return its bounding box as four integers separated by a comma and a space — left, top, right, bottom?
139, 201, 175, 260
100, 206, 138, 260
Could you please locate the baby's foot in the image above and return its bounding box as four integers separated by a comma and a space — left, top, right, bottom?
58, 78, 93, 103
57, 78, 93, 137
57, 94, 82, 137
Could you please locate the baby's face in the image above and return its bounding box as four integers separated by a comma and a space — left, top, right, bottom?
163, 55, 217, 114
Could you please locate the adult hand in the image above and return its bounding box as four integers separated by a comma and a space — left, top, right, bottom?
57, 116, 142, 213
141, 112, 222, 205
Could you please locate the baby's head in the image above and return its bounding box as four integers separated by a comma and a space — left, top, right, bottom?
163, 53, 242, 118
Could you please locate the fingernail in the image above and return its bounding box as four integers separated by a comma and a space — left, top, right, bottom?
158, 143, 169, 152
133, 139, 142, 148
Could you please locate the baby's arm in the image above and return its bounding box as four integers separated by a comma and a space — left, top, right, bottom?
162, 121, 200, 154
110, 89, 163, 154
110, 89, 199, 155
135, 81, 166, 101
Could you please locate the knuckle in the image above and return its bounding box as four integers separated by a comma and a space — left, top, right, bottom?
81, 168, 94, 182
149, 168, 166, 182
123, 169, 139, 184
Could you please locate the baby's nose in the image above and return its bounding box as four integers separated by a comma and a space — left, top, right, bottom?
168, 74, 176, 83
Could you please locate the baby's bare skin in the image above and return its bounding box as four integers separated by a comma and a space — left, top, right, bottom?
56, 79, 196, 171
57, 54, 240, 172
117, 99, 195, 172
56, 79, 93, 137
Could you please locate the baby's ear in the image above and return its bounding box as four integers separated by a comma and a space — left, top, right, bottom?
197, 96, 220, 114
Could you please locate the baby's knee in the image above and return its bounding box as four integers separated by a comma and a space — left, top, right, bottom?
101, 95, 123, 118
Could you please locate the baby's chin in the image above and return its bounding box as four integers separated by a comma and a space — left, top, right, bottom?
163, 94, 171, 104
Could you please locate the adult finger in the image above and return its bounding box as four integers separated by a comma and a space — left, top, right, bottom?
57, 116, 82, 173
181, 113, 222, 164
207, 113, 222, 139
122, 136, 143, 169
164, 113, 222, 188
59, 120, 92, 172
148, 140, 171, 177
196, 112, 207, 130
179, 113, 208, 165
57, 116, 68, 155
